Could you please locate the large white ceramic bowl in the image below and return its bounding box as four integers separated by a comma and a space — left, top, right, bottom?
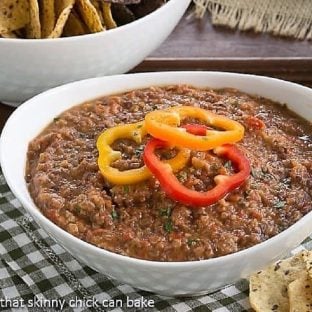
0, 0, 191, 105
1, 72, 312, 296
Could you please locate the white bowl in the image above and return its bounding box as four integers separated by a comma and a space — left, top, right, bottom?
1, 72, 312, 296
0, 0, 191, 105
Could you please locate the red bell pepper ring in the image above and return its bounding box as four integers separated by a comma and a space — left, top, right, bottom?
182, 124, 209, 136
143, 124, 251, 207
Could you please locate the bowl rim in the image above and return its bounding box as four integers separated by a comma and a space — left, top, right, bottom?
1, 71, 312, 268
0, 0, 188, 44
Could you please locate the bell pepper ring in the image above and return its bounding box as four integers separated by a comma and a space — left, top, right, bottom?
144, 106, 245, 151
143, 124, 251, 207
96, 121, 191, 185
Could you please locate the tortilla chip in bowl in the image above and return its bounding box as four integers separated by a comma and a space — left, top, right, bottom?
0, 0, 191, 104
0, 0, 30, 34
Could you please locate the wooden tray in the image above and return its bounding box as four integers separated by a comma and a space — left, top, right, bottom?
133, 14, 312, 85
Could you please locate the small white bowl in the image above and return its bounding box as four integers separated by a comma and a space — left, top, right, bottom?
1, 72, 312, 296
0, 0, 191, 105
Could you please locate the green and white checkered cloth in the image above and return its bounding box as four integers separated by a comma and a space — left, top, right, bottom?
0, 167, 311, 312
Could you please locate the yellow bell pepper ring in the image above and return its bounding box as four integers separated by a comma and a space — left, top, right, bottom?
144, 106, 245, 151
96, 121, 190, 185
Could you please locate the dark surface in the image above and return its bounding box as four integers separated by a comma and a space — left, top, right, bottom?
148, 13, 312, 58
133, 12, 312, 83
1, 11, 311, 132
0, 105, 13, 133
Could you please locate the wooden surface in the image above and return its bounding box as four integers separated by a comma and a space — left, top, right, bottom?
133, 13, 312, 84
149, 14, 312, 58
1, 12, 312, 131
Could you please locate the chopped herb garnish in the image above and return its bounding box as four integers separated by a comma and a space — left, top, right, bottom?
232, 100, 239, 107
282, 177, 291, 185
178, 171, 188, 182
159, 207, 172, 217
111, 209, 118, 220
123, 185, 129, 193
238, 199, 246, 207
224, 161, 232, 170
74, 205, 81, 214
274, 200, 286, 209
260, 167, 276, 180
298, 135, 309, 141
136, 124, 143, 129
187, 238, 199, 246
210, 163, 219, 172
251, 168, 258, 178
250, 182, 258, 189
251, 168, 265, 179
53, 117, 60, 122
261, 166, 268, 173
164, 219, 173, 233
134, 146, 144, 157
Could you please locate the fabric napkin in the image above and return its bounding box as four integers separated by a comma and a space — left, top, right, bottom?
1, 167, 311, 312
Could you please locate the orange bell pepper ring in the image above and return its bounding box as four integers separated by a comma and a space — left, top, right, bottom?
96, 121, 191, 185
144, 106, 245, 151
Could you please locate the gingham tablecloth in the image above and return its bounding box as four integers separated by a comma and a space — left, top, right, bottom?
1, 167, 311, 312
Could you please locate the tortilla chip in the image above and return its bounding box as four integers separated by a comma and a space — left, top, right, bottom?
128, 0, 166, 19
14, 28, 25, 38
27, 0, 41, 38
103, 0, 141, 3
54, 0, 76, 18
303, 250, 312, 280
54, 0, 65, 16
41, 0, 55, 38
102, 2, 117, 29
288, 273, 312, 312
76, 0, 104, 33
63, 11, 88, 36
111, 3, 135, 26
249, 251, 308, 312
91, 0, 104, 25
0, 31, 18, 38
48, 0, 75, 38
0, 0, 29, 34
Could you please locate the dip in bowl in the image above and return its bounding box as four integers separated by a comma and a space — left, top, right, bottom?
1, 72, 312, 296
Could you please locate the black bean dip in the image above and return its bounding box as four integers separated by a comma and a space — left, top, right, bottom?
26, 85, 312, 261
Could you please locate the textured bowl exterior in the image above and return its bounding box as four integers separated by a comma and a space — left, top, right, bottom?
0, 0, 191, 104
1, 72, 312, 296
